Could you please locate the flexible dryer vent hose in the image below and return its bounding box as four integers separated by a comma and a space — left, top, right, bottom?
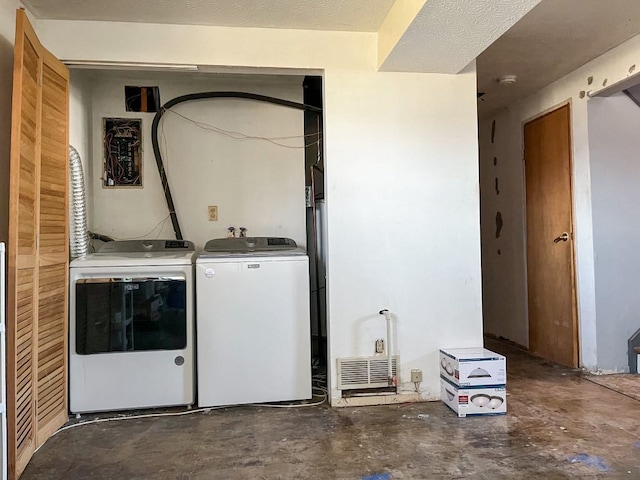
69, 145, 90, 258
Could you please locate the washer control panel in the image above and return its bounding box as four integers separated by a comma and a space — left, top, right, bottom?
204, 237, 298, 253
99, 239, 195, 253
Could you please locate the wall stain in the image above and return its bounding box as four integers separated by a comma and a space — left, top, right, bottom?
495, 211, 503, 238
587, 76, 593, 85
579, 91, 586, 99
602, 78, 608, 87
495, 177, 500, 195
630, 64, 636, 74
491, 120, 496, 144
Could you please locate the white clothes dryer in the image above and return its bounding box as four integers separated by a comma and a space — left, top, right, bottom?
69, 240, 195, 413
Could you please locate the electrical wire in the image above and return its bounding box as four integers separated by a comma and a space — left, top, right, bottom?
125, 93, 141, 112
166, 108, 322, 140
103, 120, 142, 187
38, 369, 329, 453
35, 387, 328, 454
33, 406, 226, 454
164, 109, 320, 149
258, 387, 327, 408
151, 91, 322, 240
107, 214, 171, 241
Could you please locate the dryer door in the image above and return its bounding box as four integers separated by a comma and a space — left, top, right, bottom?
75, 276, 187, 354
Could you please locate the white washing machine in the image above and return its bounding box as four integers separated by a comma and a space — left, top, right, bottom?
69, 240, 195, 413
196, 237, 311, 407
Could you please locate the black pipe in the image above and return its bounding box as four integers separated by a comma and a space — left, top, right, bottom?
88, 231, 114, 243
151, 91, 323, 240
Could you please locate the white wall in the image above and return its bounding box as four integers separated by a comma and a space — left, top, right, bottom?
588, 92, 640, 372
69, 70, 94, 231
37, 21, 375, 71
74, 70, 305, 249
480, 32, 640, 370
324, 65, 483, 401
478, 112, 530, 348
38, 20, 483, 403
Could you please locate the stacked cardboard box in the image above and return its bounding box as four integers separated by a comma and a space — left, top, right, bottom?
439, 347, 507, 417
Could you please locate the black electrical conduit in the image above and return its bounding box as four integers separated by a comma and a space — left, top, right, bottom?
151, 91, 323, 240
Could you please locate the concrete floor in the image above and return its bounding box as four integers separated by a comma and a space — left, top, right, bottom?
23, 340, 640, 479
583, 373, 640, 402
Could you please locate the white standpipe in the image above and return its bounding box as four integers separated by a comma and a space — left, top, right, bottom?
379, 309, 394, 386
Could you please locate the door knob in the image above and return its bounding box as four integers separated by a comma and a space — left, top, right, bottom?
553, 232, 569, 243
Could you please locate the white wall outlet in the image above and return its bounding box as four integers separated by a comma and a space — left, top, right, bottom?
411, 369, 423, 383
375, 339, 384, 354
208, 206, 218, 221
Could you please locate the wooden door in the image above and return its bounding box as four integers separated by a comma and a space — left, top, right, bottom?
7, 10, 69, 478
524, 104, 578, 368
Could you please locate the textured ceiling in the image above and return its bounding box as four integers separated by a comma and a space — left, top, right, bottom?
477, 0, 640, 117
22, 0, 395, 31
380, 0, 541, 74
27, 0, 634, 108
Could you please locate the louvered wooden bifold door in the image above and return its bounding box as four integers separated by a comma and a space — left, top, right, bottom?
8, 10, 69, 479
